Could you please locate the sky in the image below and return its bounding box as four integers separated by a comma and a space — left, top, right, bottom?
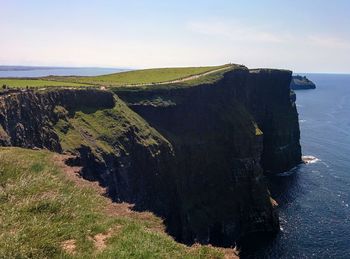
1, 0, 350, 73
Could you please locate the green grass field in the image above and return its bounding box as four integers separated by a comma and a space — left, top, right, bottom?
0, 147, 231, 258
0, 78, 87, 88
0, 64, 238, 90
46, 64, 235, 87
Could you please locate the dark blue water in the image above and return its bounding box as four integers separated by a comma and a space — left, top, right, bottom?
257, 74, 350, 258
0, 66, 126, 77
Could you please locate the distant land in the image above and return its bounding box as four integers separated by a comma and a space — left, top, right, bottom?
0, 65, 129, 77
0, 65, 129, 71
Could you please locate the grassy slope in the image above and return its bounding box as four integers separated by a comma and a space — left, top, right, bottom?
0, 78, 87, 88
53, 97, 169, 157
0, 147, 227, 258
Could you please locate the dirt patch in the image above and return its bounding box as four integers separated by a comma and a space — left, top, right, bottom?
223, 248, 240, 259
52, 154, 104, 195
61, 239, 76, 255
88, 228, 119, 251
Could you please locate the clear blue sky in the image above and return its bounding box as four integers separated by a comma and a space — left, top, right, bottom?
1, 0, 349, 73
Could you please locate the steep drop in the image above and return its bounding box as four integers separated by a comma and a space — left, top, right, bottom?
0, 66, 301, 248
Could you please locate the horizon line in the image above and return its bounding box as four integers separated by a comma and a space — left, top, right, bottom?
0, 64, 349, 75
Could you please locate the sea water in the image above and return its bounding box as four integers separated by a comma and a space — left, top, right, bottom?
254, 74, 350, 258
0, 66, 125, 77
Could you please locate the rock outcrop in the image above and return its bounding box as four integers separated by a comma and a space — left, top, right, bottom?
0, 66, 301, 249
290, 75, 316, 90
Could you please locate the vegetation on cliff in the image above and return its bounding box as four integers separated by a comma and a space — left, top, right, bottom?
0, 78, 87, 88
53, 95, 171, 158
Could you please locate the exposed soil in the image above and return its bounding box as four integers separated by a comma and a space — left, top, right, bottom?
61, 239, 76, 255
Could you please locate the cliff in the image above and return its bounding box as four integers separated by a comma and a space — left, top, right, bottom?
245, 70, 302, 173
115, 67, 302, 175
290, 75, 316, 90
0, 66, 301, 250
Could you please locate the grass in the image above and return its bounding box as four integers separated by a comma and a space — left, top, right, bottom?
0, 64, 239, 90
0, 147, 226, 258
0, 78, 87, 88
53, 97, 171, 158
46, 64, 236, 87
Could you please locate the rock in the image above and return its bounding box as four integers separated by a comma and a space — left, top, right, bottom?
290, 75, 316, 90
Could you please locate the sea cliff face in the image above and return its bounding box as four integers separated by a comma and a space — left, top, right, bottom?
0, 67, 301, 248
245, 70, 302, 173
116, 67, 302, 175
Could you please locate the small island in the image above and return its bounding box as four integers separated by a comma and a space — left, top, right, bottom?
290, 75, 316, 90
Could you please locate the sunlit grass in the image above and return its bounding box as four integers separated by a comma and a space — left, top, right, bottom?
0, 147, 224, 258
0, 78, 87, 88
46, 64, 234, 87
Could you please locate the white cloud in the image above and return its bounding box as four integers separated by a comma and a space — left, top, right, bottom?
188, 19, 350, 50
307, 35, 350, 49
185, 18, 350, 72
187, 20, 290, 44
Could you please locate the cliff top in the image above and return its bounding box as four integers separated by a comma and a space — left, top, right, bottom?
0, 64, 241, 90
0, 64, 292, 92
249, 68, 292, 75
45, 64, 237, 87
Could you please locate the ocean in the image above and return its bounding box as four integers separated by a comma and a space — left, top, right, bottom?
0, 66, 126, 77
252, 74, 350, 258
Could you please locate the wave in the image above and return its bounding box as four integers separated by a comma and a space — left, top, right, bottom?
302, 155, 320, 164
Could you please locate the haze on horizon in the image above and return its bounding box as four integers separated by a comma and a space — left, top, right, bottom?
1, 0, 350, 73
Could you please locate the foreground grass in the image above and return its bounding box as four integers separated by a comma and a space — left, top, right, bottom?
0, 78, 87, 88
46, 64, 233, 87
0, 147, 225, 258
